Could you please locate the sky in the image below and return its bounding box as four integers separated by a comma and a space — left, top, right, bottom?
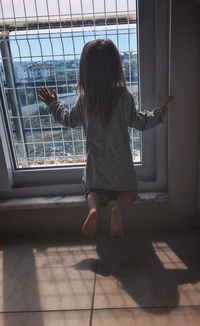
9, 27, 137, 61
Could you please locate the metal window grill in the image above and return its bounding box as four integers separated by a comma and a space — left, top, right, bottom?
0, 0, 141, 169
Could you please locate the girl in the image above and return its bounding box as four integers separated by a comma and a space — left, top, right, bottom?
38, 39, 173, 239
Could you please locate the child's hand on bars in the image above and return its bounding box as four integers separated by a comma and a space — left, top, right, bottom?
161, 96, 174, 113
38, 87, 58, 105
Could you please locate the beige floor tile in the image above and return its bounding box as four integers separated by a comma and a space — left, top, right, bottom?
92, 307, 200, 326
0, 310, 90, 326
0, 236, 97, 311
94, 231, 200, 308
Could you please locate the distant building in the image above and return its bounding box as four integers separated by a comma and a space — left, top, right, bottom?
14, 63, 29, 82
28, 62, 55, 80
0, 63, 6, 82
121, 51, 137, 64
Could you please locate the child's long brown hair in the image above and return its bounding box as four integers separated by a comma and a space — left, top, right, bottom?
78, 39, 126, 127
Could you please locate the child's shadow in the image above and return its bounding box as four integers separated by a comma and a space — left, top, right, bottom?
74, 231, 200, 314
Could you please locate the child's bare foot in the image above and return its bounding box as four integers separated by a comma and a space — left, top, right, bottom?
82, 208, 98, 238
111, 206, 124, 239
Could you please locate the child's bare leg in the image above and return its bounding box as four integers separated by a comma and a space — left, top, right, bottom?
110, 192, 136, 239
82, 192, 103, 237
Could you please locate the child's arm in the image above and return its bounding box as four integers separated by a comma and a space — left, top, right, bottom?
38, 87, 83, 128
125, 91, 173, 130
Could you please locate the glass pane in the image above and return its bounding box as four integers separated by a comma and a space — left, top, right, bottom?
0, 0, 140, 169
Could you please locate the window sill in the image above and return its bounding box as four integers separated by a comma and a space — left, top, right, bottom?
0, 192, 168, 211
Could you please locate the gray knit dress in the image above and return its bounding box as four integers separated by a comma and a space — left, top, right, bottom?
48, 89, 165, 193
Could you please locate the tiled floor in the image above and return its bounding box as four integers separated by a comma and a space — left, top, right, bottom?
0, 229, 200, 325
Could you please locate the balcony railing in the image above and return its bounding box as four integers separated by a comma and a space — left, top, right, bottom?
0, 0, 141, 169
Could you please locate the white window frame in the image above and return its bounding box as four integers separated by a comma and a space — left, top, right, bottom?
0, 0, 169, 197
137, 0, 169, 191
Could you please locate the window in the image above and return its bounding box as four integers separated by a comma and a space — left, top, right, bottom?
0, 0, 169, 196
